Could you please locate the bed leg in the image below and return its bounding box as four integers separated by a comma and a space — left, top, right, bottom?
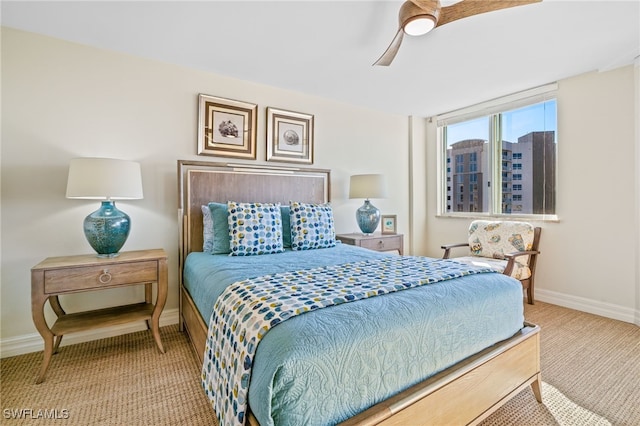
530, 373, 542, 403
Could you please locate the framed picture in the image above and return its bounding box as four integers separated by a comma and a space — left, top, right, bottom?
266, 107, 314, 164
197, 94, 257, 159
381, 215, 397, 234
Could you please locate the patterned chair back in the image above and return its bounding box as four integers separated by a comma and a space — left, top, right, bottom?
468, 220, 535, 259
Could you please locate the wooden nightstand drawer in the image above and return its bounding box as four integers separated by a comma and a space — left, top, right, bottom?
359, 237, 401, 252
44, 260, 158, 294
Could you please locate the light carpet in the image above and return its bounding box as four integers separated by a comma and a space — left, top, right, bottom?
1, 302, 638, 425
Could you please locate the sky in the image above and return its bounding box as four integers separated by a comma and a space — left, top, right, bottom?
446, 100, 557, 144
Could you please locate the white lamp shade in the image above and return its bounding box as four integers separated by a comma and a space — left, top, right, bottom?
349, 174, 388, 199
66, 158, 144, 200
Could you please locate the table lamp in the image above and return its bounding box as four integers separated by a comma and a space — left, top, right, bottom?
349, 174, 387, 234
66, 158, 143, 257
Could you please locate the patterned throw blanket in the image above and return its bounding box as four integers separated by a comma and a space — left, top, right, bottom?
201, 256, 493, 425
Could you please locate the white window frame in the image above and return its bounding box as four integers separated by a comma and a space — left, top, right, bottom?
436, 83, 558, 221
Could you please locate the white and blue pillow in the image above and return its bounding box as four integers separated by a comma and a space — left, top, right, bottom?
289, 201, 336, 251
202, 205, 214, 253
205, 202, 293, 253
227, 202, 284, 256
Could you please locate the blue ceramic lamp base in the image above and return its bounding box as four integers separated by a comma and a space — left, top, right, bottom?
84, 201, 131, 258
356, 199, 381, 235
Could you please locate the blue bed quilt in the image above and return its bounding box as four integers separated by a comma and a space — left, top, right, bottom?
184, 244, 525, 426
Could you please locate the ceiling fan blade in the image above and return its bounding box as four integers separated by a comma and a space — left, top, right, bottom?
437, 0, 541, 28
373, 28, 405, 66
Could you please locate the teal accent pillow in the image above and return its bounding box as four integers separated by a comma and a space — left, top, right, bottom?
227, 202, 284, 256
281, 205, 291, 248
289, 201, 336, 251
208, 202, 231, 254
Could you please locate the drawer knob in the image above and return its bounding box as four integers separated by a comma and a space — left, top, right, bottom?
99, 269, 112, 284
378, 240, 384, 248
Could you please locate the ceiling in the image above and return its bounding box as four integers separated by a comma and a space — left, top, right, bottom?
2, 1, 639, 117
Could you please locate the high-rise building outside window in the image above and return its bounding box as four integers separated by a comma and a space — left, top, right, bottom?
437, 84, 557, 218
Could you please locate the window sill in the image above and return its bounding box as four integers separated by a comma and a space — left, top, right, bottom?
436, 213, 559, 222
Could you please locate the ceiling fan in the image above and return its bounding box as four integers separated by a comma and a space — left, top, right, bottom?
374, 0, 542, 66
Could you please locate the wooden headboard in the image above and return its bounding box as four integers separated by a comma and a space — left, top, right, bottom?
177, 160, 331, 265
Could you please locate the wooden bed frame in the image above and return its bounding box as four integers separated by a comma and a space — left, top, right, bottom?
177, 160, 542, 425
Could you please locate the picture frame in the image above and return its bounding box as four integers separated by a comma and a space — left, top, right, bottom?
197, 94, 257, 159
266, 107, 314, 164
381, 215, 397, 234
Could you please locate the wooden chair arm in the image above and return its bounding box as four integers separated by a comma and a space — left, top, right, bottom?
504, 250, 540, 259
441, 243, 469, 259
503, 250, 540, 276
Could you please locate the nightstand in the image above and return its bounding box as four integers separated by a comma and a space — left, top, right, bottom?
30, 249, 167, 383
336, 233, 404, 255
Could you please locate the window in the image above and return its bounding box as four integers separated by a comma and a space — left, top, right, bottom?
437, 84, 557, 218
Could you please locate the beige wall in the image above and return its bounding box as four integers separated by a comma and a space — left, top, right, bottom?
412, 65, 640, 325
0, 28, 409, 345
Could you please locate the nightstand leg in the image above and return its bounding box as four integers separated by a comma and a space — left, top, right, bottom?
151, 260, 168, 353
49, 295, 66, 317
53, 335, 63, 354
145, 283, 152, 330
31, 293, 55, 384
36, 335, 55, 384
49, 296, 66, 353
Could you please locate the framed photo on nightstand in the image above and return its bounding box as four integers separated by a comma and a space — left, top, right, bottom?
381, 215, 397, 234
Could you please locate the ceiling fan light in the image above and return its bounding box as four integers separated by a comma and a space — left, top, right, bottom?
404, 16, 436, 36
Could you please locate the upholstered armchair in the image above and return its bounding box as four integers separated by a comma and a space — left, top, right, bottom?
441, 220, 541, 304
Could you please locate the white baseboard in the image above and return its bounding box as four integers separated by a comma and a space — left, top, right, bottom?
0, 308, 180, 359
535, 289, 639, 325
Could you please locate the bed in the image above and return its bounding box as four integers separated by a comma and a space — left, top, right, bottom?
177, 160, 541, 426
